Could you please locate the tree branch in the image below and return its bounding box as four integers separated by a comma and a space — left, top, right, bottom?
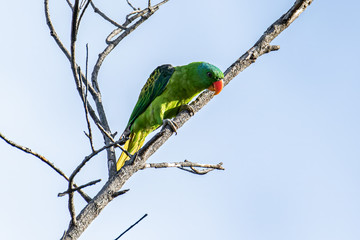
141, 160, 224, 175
0, 131, 92, 203
90, 1, 126, 29
61, 1, 313, 238
44, 0, 102, 126
114, 214, 148, 240
58, 179, 101, 197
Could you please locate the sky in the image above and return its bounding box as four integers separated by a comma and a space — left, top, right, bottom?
1, 0, 360, 239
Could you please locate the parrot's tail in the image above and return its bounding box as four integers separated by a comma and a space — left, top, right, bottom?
116, 131, 146, 170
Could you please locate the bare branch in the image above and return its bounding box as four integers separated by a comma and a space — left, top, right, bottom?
66, 0, 73, 9
0, 131, 92, 202
78, 0, 92, 31
44, 0, 101, 128
108, 0, 169, 44
126, 0, 137, 11
61, 1, 313, 238
68, 0, 84, 224
58, 179, 101, 197
112, 189, 130, 198
114, 214, 148, 240
0, 132, 67, 181
96, 123, 132, 158
81, 44, 95, 152
90, 2, 126, 29
66, 137, 129, 196
141, 160, 224, 175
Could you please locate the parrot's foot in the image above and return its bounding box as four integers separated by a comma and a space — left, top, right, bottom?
124, 152, 138, 167
162, 119, 178, 135
180, 104, 195, 116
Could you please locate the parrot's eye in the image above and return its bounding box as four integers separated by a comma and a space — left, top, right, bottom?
207, 72, 213, 78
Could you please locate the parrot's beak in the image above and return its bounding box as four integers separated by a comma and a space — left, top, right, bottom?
208, 79, 224, 95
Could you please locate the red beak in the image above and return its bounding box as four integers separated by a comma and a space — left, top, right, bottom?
208, 79, 224, 95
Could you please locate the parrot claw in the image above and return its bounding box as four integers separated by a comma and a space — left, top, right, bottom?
162, 119, 178, 135
180, 104, 195, 116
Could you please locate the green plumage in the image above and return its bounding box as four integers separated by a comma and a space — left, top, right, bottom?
117, 62, 224, 170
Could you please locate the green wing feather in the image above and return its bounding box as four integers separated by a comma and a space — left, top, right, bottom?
126, 64, 175, 131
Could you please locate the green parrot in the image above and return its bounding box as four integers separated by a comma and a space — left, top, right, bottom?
117, 62, 224, 170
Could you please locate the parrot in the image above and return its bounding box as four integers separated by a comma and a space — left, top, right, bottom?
117, 62, 224, 170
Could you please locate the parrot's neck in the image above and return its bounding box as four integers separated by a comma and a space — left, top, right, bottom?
172, 64, 209, 98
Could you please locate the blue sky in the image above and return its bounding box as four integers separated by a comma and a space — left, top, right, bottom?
1, 0, 360, 239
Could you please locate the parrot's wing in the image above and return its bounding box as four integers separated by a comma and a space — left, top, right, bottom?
127, 64, 175, 130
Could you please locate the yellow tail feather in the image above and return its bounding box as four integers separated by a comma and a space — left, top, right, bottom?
116, 131, 146, 171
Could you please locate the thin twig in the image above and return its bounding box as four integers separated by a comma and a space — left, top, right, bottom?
90, 2, 126, 29
69, 0, 82, 225
65, 0, 73, 9
67, 138, 128, 195
45, 0, 101, 122
107, 0, 169, 44
126, 0, 137, 11
112, 189, 130, 198
80, 0, 87, 9
78, 0, 92, 32
0, 131, 91, 202
96, 123, 132, 158
0, 132, 67, 180
58, 179, 101, 197
82, 44, 95, 152
114, 214, 148, 240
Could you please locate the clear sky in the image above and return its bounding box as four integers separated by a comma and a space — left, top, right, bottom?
1, 0, 360, 239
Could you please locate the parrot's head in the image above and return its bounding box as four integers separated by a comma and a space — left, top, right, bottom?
197, 62, 224, 95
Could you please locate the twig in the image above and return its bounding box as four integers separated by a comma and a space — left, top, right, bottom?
58, 179, 101, 197
126, 0, 137, 11
45, 0, 118, 177
66, 138, 129, 199
82, 44, 95, 152
45, 0, 102, 123
80, 0, 87, 9
0, 131, 91, 202
108, 0, 168, 44
68, 0, 82, 225
0, 132, 67, 180
114, 214, 148, 240
112, 189, 130, 198
78, 0, 92, 32
65, 0, 73, 10
96, 123, 132, 158
90, 2, 126, 29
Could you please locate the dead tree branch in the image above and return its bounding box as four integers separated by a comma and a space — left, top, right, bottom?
142, 160, 224, 175
114, 214, 148, 240
58, 179, 101, 197
81, 44, 95, 152
0, 131, 92, 203
90, 2, 126, 29
61, 1, 313, 239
